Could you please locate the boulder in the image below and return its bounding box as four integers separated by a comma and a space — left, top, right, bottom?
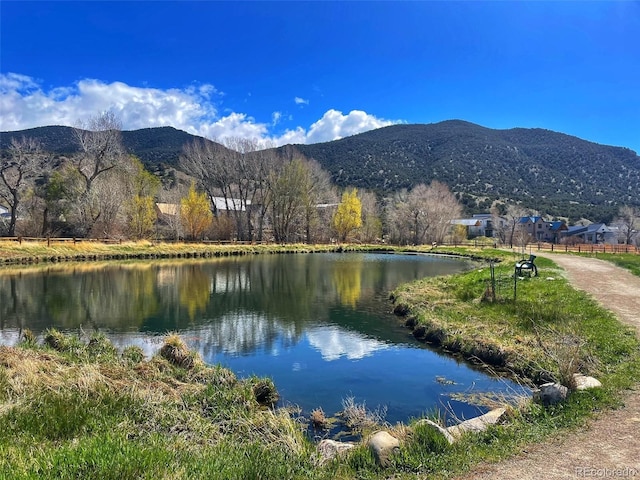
573, 373, 602, 390
446, 408, 507, 440
533, 382, 568, 406
367, 430, 400, 467
315, 439, 355, 465
414, 418, 456, 444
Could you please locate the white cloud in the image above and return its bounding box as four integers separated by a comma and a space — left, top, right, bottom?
306, 109, 396, 143
0, 74, 400, 147
294, 96, 309, 105
306, 325, 389, 361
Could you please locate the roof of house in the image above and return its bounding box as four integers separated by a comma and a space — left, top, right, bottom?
156, 197, 251, 215
566, 223, 611, 236
451, 219, 482, 226
519, 216, 543, 224
549, 221, 568, 232
155, 203, 179, 216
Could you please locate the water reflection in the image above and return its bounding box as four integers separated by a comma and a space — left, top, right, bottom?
0, 253, 525, 423
307, 325, 389, 361
0, 253, 466, 340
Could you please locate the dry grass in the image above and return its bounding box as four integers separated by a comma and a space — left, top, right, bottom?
310, 407, 328, 429
159, 334, 201, 369
339, 396, 388, 433
1, 344, 191, 407
532, 326, 591, 390
0, 334, 306, 455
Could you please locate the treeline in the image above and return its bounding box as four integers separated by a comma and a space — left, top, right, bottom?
0, 112, 463, 245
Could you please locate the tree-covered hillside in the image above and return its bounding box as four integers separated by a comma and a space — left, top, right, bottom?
287, 120, 640, 222
0, 126, 209, 172
3, 120, 639, 222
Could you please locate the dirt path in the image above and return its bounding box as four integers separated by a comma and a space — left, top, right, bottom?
459, 253, 640, 480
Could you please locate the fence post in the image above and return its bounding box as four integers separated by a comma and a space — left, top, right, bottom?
47, 236, 50, 247
490, 262, 496, 302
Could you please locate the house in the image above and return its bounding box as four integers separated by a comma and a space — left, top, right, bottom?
211, 197, 250, 214
451, 213, 502, 238
519, 216, 568, 243
155, 196, 251, 222
450, 218, 482, 237
155, 203, 179, 223
564, 223, 617, 245
0, 205, 10, 219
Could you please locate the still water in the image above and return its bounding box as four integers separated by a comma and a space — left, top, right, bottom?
0, 252, 521, 424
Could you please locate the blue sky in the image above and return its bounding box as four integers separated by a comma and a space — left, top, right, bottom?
1, 1, 639, 151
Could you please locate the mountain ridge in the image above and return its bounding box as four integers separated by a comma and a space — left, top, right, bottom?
2, 121, 639, 222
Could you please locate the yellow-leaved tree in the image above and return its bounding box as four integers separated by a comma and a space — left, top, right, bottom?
181, 182, 212, 240
126, 157, 160, 239
333, 188, 362, 242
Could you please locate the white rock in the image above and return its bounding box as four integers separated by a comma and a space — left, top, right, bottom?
446, 408, 507, 439
367, 430, 400, 467
573, 373, 602, 390
415, 418, 455, 444
316, 439, 355, 465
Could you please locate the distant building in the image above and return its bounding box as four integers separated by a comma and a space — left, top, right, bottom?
519, 216, 568, 243
155, 196, 251, 221
564, 223, 617, 245
211, 197, 250, 214
451, 213, 502, 238
0, 205, 10, 219
155, 203, 179, 222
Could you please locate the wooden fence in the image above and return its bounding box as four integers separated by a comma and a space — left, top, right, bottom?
1, 236, 638, 254
529, 242, 639, 255
0, 236, 269, 247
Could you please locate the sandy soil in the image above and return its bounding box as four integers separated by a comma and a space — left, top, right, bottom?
458, 253, 640, 480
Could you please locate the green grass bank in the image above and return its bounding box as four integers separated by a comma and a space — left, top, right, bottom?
577, 252, 640, 277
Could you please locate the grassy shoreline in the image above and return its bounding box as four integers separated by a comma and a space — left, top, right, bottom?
0, 239, 501, 267
1, 243, 639, 478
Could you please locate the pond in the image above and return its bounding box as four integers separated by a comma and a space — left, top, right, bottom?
0, 252, 522, 425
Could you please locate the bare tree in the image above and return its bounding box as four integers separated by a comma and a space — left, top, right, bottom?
180, 138, 245, 239
384, 189, 409, 245
71, 111, 128, 235
614, 205, 640, 245
73, 111, 126, 193
492, 202, 530, 248
269, 158, 308, 243
424, 181, 462, 243
249, 148, 282, 242
357, 189, 382, 243
232, 139, 286, 242
0, 137, 49, 236
388, 181, 461, 245
302, 159, 335, 243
